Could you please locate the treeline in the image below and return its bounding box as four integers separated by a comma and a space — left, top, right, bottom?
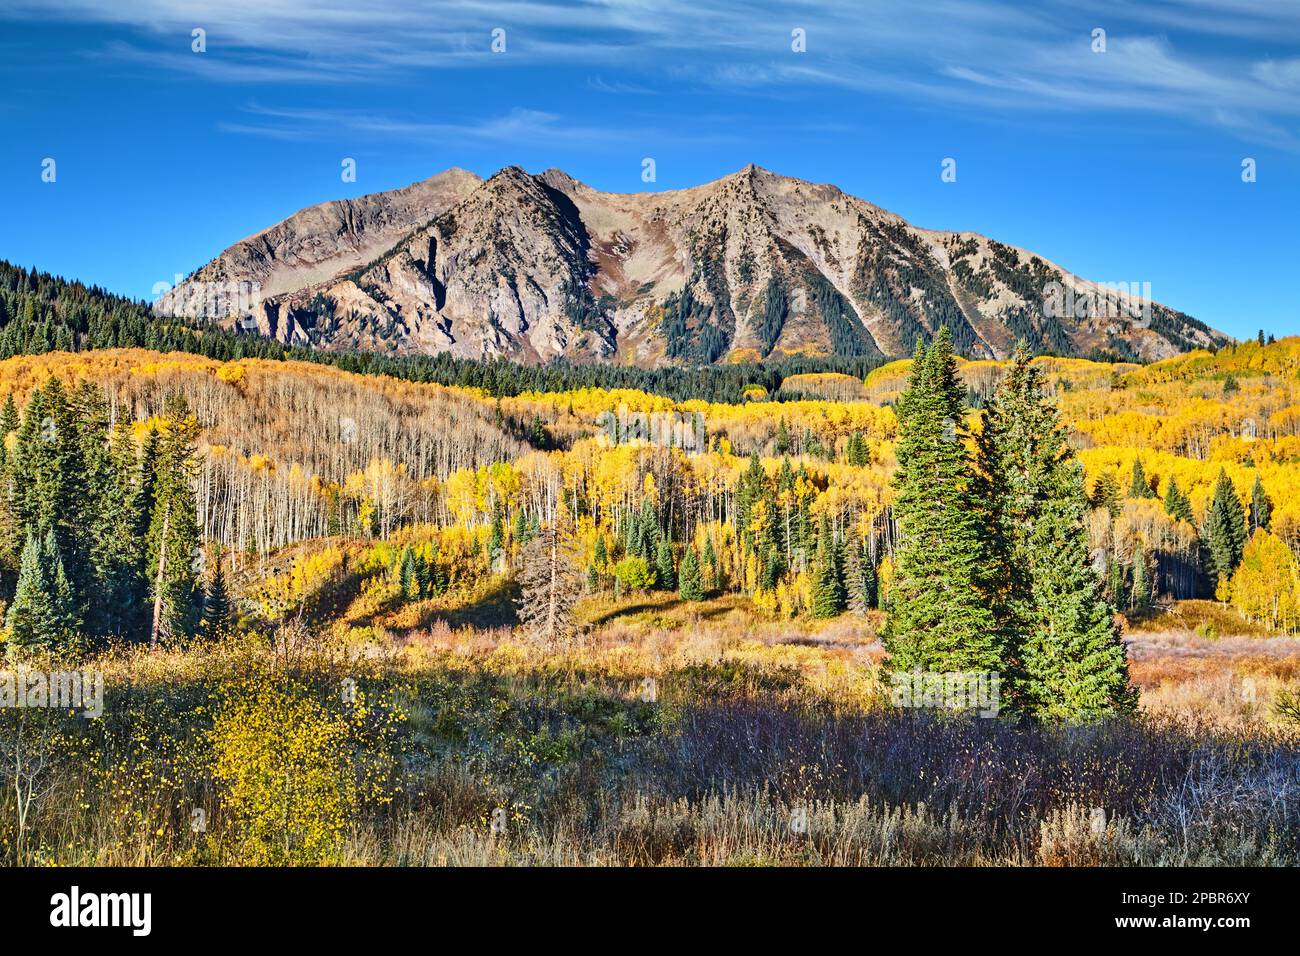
0, 260, 888, 404
1090, 454, 1275, 608
0, 378, 226, 652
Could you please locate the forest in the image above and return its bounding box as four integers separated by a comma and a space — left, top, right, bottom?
0, 264, 1297, 866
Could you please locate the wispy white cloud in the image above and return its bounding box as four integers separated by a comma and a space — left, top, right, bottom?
3, 0, 1298, 146
217, 103, 738, 148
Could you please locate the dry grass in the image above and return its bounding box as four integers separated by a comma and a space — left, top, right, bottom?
2, 598, 1298, 867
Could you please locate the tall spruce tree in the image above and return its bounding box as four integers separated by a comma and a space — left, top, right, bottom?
1164, 478, 1195, 525
702, 535, 719, 593
810, 518, 847, 619
1249, 474, 1273, 532
1203, 468, 1247, 588
1130, 538, 1152, 612
5, 533, 61, 653
847, 538, 877, 613
678, 544, 703, 601
145, 394, 202, 643
1090, 472, 1121, 517
882, 328, 1001, 673
1128, 458, 1155, 499
202, 550, 233, 640
977, 344, 1135, 718
654, 537, 676, 591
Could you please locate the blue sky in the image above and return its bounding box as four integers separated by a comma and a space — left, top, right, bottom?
1, 0, 1297, 341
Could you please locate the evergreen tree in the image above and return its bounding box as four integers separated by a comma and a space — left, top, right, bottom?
487, 507, 505, 569
1090, 472, 1121, 518
883, 329, 1001, 673
678, 544, 703, 601
845, 430, 870, 466
398, 545, 418, 599
1249, 474, 1273, 532
593, 533, 608, 570
760, 546, 783, 590
202, 551, 233, 640
774, 418, 790, 455
1106, 557, 1128, 608
735, 453, 767, 550
0, 393, 17, 469
5, 533, 59, 653
145, 394, 203, 643
847, 538, 877, 613
1164, 478, 1195, 524
702, 535, 719, 593
638, 499, 659, 561
512, 508, 530, 546
654, 537, 676, 591
977, 343, 1135, 718
1128, 458, 1155, 499
1130, 538, 1152, 612
1203, 468, 1248, 587
810, 519, 845, 618
10, 380, 89, 607
102, 422, 149, 638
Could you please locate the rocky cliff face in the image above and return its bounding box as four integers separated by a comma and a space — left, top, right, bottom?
156, 164, 1228, 362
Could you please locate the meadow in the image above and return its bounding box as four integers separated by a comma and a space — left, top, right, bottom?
2, 589, 1297, 867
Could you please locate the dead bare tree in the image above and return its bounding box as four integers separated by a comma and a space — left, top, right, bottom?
514, 524, 583, 646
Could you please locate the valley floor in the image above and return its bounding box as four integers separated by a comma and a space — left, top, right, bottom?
4, 595, 1297, 867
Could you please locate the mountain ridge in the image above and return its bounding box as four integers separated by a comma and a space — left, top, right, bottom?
155, 164, 1230, 363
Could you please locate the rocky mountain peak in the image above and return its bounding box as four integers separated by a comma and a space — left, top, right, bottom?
155, 164, 1229, 365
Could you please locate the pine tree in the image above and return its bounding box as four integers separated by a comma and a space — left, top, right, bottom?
1128, 458, 1155, 499
0, 393, 17, 469
846, 431, 869, 466
883, 330, 1001, 672
1164, 478, 1195, 525
145, 394, 203, 643
810, 519, 847, 619
593, 533, 608, 569
847, 538, 877, 613
1249, 474, 1273, 532
512, 508, 530, 546
4, 533, 59, 653
760, 546, 783, 590
654, 537, 676, 591
1090, 472, 1121, 518
1203, 468, 1247, 587
977, 343, 1135, 718
10, 380, 89, 610
678, 544, 703, 601
702, 535, 719, 593
1130, 538, 1152, 612
488, 507, 505, 570
99, 422, 149, 639
202, 551, 233, 640
735, 453, 767, 551
398, 545, 418, 599
1107, 557, 1128, 608
774, 418, 791, 455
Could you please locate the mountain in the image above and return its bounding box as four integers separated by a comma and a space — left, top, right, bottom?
155, 164, 1229, 363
